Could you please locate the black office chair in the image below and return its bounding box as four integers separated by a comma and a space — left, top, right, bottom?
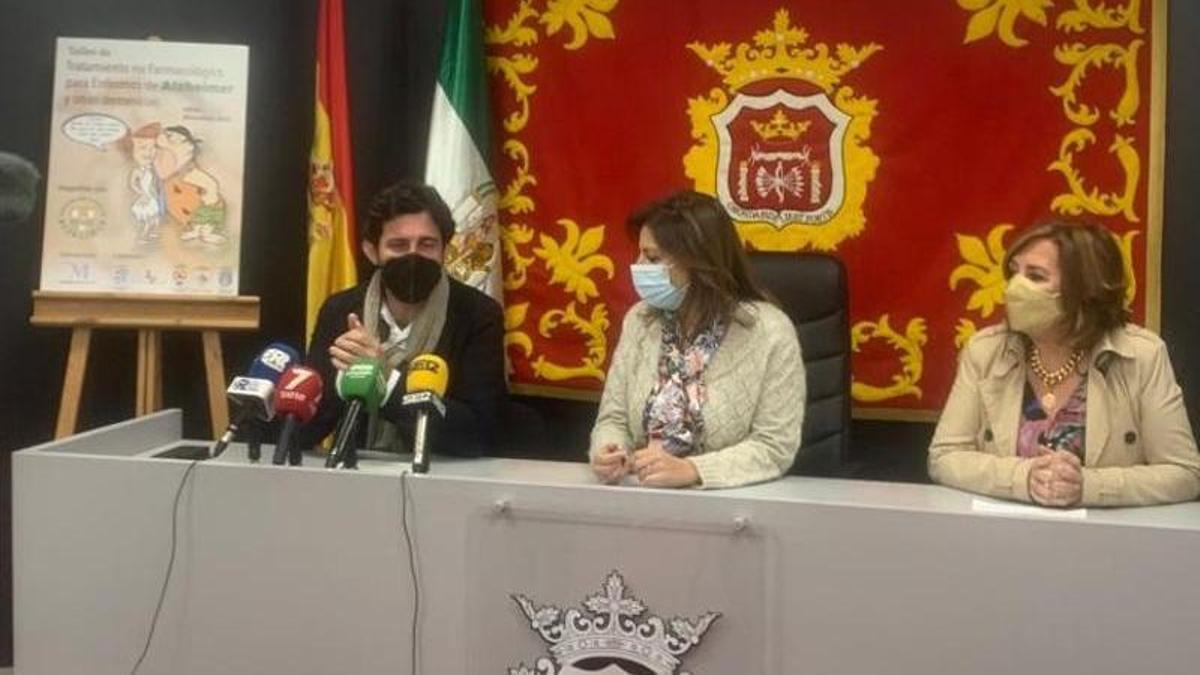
747, 251, 851, 476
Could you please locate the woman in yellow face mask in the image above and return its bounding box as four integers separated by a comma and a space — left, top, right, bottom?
929, 221, 1200, 507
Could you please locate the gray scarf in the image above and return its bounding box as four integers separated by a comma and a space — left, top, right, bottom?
360, 268, 449, 451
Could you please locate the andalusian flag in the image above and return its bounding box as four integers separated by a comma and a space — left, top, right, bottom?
425, 0, 501, 299
306, 0, 358, 344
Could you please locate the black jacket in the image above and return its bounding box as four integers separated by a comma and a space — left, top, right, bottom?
299, 278, 506, 457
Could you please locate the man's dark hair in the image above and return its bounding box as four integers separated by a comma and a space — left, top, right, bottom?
164, 125, 200, 147
362, 180, 455, 244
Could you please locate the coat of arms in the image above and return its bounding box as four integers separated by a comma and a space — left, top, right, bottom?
510, 571, 720, 675
684, 9, 882, 251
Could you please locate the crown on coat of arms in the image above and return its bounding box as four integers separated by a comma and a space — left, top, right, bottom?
512, 571, 720, 675
751, 109, 812, 141
687, 9, 881, 92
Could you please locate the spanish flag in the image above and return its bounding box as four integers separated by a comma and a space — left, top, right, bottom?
306, 0, 357, 345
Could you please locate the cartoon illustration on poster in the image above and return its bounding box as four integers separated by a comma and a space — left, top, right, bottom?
39, 37, 248, 295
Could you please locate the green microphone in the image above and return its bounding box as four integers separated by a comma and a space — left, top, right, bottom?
326, 359, 387, 468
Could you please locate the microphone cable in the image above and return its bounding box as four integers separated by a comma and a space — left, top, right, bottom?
127, 458, 423, 674
130, 459, 200, 675
400, 470, 421, 675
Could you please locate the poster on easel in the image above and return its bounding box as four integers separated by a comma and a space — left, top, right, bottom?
39, 37, 248, 296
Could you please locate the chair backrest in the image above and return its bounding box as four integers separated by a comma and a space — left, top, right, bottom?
746, 251, 850, 476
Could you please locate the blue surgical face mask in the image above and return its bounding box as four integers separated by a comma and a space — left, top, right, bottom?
630, 263, 687, 311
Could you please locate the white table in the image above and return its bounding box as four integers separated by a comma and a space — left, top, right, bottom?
13, 410, 1200, 674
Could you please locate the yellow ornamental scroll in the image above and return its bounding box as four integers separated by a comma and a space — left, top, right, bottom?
1048, 129, 1141, 223
486, 0, 621, 386
1056, 0, 1144, 34
850, 315, 929, 402
1050, 40, 1143, 127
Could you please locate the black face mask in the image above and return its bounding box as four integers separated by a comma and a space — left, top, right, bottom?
381, 254, 443, 303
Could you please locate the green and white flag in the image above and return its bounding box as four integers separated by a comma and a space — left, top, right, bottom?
425, 0, 501, 300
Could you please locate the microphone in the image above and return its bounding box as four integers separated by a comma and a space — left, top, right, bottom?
402, 354, 448, 474
211, 343, 300, 458
271, 366, 324, 466
325, 359, 387, 469
0, 152, 40, 224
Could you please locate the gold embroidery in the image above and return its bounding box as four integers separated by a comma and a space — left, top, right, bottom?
958, 0, 1054, 48
850, 315, 929, 402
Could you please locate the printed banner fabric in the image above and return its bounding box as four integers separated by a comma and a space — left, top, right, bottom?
484, 0, 1164, 415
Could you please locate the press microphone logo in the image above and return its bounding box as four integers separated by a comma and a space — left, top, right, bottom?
259, 348, 294, 373
409, 357, 442, 376
406, 354, 449, 396
276, 367, 320, 404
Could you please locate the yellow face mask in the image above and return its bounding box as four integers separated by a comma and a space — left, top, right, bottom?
1004, 274, 1064, 337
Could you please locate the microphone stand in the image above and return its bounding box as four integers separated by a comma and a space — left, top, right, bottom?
246, 423, 262, 463
326, 400, 363, 469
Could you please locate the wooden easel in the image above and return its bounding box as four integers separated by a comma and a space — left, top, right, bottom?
30, 291, 261, 439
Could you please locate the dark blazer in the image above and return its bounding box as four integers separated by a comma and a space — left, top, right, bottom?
299, 277, 506, 457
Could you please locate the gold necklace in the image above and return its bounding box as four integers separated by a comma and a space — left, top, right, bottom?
1028, 346, 1084, 410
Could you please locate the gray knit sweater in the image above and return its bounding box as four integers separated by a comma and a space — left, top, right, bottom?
590, 300, 806, 488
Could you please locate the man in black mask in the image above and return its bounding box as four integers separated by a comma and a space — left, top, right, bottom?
301, 180, 506, 457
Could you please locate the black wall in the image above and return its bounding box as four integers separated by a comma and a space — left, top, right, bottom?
0, 0, 447, 664
1, 1, 1198, 667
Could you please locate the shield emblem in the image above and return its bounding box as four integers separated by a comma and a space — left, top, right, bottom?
712, 89, 851, 229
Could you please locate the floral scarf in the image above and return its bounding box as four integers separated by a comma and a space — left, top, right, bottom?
642, 317, 727, 456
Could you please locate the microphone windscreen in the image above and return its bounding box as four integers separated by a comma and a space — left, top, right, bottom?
247, 343, 300, 382
338, 359, 386, 409
0, 152, 39, 223
274, 366, 324, 422
226, 376, 276, 421
406, 354, 449, 397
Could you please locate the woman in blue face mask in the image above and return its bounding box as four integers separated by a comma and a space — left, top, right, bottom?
589, 191, 806, 489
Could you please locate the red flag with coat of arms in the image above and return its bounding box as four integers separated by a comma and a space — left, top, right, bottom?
484, 0, 1163, 416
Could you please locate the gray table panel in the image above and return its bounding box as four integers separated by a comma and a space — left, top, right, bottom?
13, 412, 1200, 674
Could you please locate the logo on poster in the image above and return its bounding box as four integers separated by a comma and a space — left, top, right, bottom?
58, 198, 106, 239
510, 571, 720, 675
61, 261, 92, 283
